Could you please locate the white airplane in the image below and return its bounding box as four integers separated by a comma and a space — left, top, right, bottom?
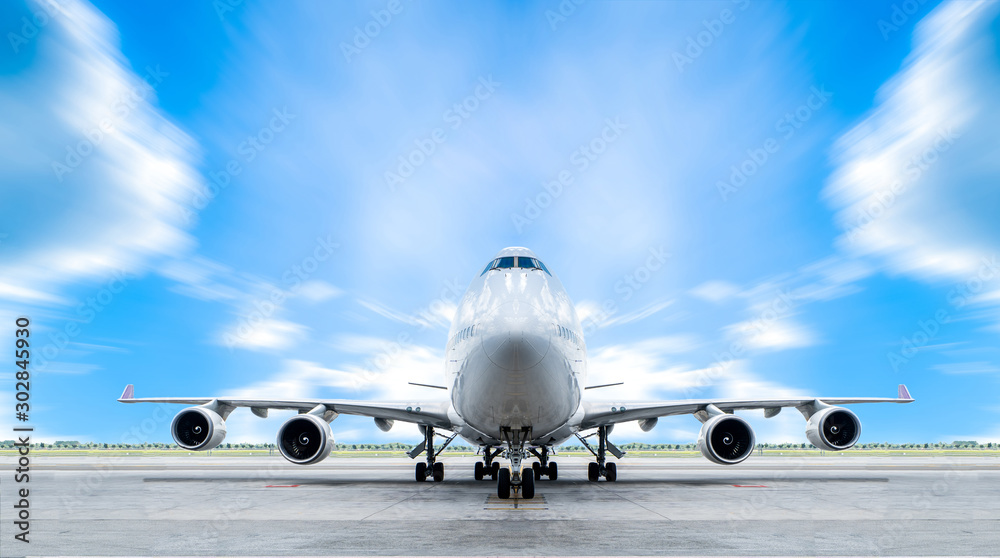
120, 246, 914, 499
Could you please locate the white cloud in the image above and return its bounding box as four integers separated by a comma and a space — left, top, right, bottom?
724, 316, 817, 351
219, 341, 448, 443
586, 341, 810, 443
931, 361, 1000, 375
575, 298, 674, 329
220, 318, 307, 351
601, 299, 674, 328
296, 280, 342, 302
358, 298, 455, 330
160, 256, 345, 353
690, 280, 741, 303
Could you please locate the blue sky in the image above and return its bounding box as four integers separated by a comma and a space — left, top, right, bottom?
2, 0, 999, 446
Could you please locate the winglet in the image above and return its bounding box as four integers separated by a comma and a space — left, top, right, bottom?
898, 384, 912, 400
119, 384, 134, 401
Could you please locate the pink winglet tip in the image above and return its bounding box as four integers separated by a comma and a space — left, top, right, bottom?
898, 384, 911, 400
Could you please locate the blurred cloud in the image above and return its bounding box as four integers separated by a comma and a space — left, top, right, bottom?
724, 316, 817, 351
690, 280, 741, 303
0, 0, 204, 305
825, 0, 1000, 285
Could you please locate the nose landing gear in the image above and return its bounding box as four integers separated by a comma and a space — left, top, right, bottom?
495, 426, 536, 499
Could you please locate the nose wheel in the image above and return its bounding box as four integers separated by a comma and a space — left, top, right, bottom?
495, 443, 537, 499
496, 466, 536, 499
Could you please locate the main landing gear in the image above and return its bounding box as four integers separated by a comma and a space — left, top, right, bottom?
474, 446, 502, 481
409, 426, 456, 482
529, 446, 558, 481
576, 425, 624, 482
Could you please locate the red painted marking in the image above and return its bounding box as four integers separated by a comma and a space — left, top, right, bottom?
732, 484, 767, 487
265, 484, 300, 488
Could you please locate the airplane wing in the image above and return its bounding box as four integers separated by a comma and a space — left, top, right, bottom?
117, 384, 454, 429
581, 384, 914, 429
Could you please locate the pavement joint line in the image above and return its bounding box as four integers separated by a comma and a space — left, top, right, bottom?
358, 479, 440, 521
593, 477, 673, 521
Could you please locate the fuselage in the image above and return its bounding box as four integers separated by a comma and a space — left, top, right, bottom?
446, 247, 586, 447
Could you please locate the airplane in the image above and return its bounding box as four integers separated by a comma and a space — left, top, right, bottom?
119, 246, 914, 499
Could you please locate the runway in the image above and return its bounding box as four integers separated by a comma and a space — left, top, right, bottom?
2, 454, 999, 556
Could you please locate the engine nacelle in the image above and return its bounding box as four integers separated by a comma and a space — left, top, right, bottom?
697, 414, 755, 465
171, 407, 227, 451
277, 414, 335, 465
805, 407, 860, 451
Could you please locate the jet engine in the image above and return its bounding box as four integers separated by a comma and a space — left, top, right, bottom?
697, 414, 755, 465
277, 414, 335, 465
171, 407, 227, 450
805, 407, 860, 451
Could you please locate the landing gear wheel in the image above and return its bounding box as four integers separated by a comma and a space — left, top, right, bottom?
521, 468, 535, 499
497, 468, 511, 499
432, 461, 444, 482
474, 461, 484, 481
491, 461, 500, 481
532, 461, 542, 480
548, 461, 558, 480
605, 462, 617, 482
588, 462, 600, 482
415, 462, 427, 482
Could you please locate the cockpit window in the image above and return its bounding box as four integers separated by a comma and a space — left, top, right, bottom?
480, 256, 552, 276
517, 257, 538, 269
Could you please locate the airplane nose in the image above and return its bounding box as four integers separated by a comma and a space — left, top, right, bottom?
481, 301, 551, 370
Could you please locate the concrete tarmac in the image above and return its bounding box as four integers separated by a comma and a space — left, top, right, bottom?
1, 454, 999, 556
